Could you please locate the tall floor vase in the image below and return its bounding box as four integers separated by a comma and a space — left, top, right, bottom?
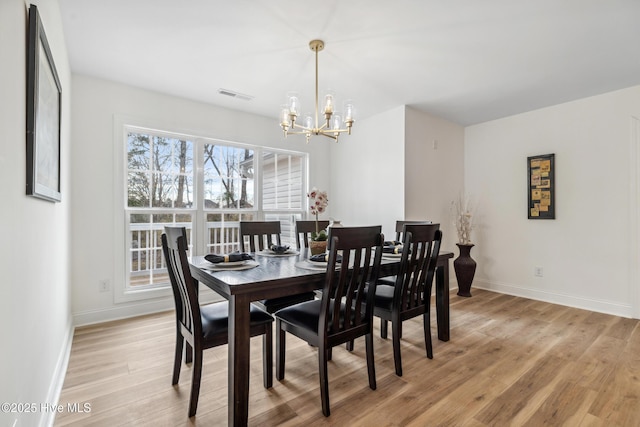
454, 243, 476, 297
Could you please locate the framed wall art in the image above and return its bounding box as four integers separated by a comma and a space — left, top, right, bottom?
26, 4, 62, 202
527, 153, 555, 219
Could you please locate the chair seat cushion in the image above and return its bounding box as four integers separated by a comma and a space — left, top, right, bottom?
200, 302, 273, 340
275, 300, 323, 333
372, 284, 395, 311
257, 292, 316, 313
275, 298, 360, 334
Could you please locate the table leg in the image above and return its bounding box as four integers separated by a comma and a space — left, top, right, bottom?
435, 262, 450, 342
228, 294, 251, 426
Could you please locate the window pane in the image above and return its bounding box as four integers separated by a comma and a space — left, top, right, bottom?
262, 151, 303, 210
264, 213, 302, 248
205, 211, 256, 254
128, 212, 192, 288
127, 131, 193, 209
127, 133, 150, 170
203, 143, 254, 209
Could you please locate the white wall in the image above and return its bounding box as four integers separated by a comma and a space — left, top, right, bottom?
70, 75, 331, 325
404, 107, 465, 254
329, 106, 406, 237
465, 86, 640, 317
0, 1, 73, 426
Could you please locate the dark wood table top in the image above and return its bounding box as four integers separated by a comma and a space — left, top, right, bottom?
190, 249, 453, 301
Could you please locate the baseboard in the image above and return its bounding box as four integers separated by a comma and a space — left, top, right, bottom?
473, 278, 634, 318
41, 318, 74, 427
73, 293, 224, 327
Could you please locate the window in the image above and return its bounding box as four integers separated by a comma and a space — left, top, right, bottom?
122, 125, 307, 294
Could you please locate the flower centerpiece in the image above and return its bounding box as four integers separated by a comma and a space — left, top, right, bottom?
308, 187, 329, 254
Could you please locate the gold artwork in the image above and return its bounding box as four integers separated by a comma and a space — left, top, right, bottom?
528, 154, 555, 219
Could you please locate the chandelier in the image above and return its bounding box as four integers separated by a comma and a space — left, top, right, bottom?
280, 40, 354, 142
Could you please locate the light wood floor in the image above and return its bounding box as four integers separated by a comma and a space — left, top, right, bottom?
55, 289, 640, 426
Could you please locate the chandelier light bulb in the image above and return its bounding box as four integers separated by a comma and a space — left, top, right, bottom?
331, 114, 342, 131
280, 106, 290, 128
303, 113, 313, 130
324, 93, 334, 114
343, 100, 355, 122
287, 93, 300, 117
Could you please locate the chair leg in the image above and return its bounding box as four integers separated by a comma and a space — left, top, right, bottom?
319, 345, 331, 417
276, 319, 285, 381
263, 326, 273, 388
172, 332, 184, 385
392, 319, 403, 376
365, 331, 376, 390
381, 319, 388, 339
346, 340, 354, 351
188, 348, 203, 417
423, 311, 433, 359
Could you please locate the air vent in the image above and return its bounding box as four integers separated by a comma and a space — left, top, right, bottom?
217, 88, 254, 101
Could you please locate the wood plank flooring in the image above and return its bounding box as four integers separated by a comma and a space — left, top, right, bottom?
55, 289, 640, 426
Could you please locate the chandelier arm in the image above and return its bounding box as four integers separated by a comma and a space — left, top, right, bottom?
319, 132, 337, 141
286, 129, 313, 136
290, 122, 312, 132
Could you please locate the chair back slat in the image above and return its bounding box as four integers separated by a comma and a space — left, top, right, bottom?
395, 224, 442, 312
320, 226, 383, 344
162, 227, 202, 339
295, 220, 330, 249
239, 221, 282, 252
394, 220, 432, 242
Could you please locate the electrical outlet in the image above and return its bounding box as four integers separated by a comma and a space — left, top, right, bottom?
99, 279, 110, 292
534, 267, 543, 277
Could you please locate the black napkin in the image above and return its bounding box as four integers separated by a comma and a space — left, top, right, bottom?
384, 240, 402, 246
383, 245, 403, 254
269, 244, 290, 254
309, 253, 342, 263
205, 252, 253, 263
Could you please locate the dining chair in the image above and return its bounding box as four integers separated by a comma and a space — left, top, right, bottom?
161, 226, 274, 417
274, 225, 384, 417
378, 220, 432, 290
373, 223, 441, 376
239, 221, 282, 252
295, 219, 330, 250
392, 220, 432, 242
239, 221, 316, 313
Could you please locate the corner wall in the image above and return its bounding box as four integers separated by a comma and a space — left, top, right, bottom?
404, 107, 465, 254
330, 106, 406, 237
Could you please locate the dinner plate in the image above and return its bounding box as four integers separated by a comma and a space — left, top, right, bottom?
208, 260, 248, 267
268, 249, 295, 255
382, 252, 403, 258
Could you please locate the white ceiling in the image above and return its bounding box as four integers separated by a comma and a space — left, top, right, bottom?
58, 0, 640, 126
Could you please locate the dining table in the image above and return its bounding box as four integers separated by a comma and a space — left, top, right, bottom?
189, 248, 454, 426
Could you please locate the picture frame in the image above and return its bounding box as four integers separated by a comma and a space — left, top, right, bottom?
527, 153, 555, 219
26, 4, 62, 202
